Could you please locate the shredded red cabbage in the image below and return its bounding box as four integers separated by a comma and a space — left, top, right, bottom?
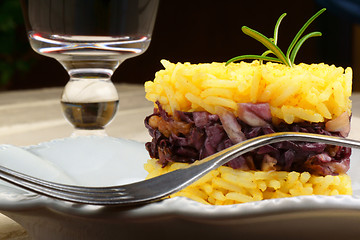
145, 102, 351, 176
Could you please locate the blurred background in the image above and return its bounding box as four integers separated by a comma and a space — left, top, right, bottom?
1, 0, 360, 91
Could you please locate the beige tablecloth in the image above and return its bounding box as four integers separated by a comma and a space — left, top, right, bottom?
0, 84, 359, 239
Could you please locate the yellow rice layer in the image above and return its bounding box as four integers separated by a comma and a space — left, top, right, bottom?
144, 159, 352, 205
145, 60, 352, 124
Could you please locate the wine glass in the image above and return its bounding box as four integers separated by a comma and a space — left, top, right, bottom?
20, 0, 159, 135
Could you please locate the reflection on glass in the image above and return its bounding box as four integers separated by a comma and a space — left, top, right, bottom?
21, 0, 159, 134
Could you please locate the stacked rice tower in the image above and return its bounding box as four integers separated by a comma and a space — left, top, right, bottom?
144, 9, 353, 205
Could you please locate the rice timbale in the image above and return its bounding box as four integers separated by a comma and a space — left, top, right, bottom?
143, 60, 353, 205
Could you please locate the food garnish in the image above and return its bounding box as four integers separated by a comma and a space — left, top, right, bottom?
143, 8, 353, 205
226, 8, 326, 67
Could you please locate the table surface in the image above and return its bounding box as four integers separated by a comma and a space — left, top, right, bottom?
0, 84, 359, 239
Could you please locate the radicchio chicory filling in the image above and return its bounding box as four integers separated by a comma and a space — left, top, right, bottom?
145, 102, 351, 176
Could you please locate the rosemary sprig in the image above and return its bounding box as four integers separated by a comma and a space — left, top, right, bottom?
225, 8, 326, 67
273, 13, 287, 45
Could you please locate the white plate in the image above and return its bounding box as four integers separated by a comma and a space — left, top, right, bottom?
0, 136, 360, 240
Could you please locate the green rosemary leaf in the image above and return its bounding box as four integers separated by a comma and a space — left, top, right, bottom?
261, 50, 274, 64
226, 9, 325, 68
261, 50, 273, 57
260, 14, 285, 58
274, 13, 287, 45
242, 26, 291, 66
289, 31, 322, 64
286, 8, 326, 59
225, 55, 283, 66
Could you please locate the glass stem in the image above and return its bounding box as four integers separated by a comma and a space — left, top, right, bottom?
60, 62, 120, 131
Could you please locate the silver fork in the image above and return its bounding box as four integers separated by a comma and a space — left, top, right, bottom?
0, 132, 360, 206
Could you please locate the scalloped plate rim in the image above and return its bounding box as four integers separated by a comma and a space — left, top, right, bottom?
0, 136, 358, 220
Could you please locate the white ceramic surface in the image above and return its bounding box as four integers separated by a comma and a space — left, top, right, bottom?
0, 136, 360, 240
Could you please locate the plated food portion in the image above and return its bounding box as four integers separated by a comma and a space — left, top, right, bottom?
143, 9, 353, 205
